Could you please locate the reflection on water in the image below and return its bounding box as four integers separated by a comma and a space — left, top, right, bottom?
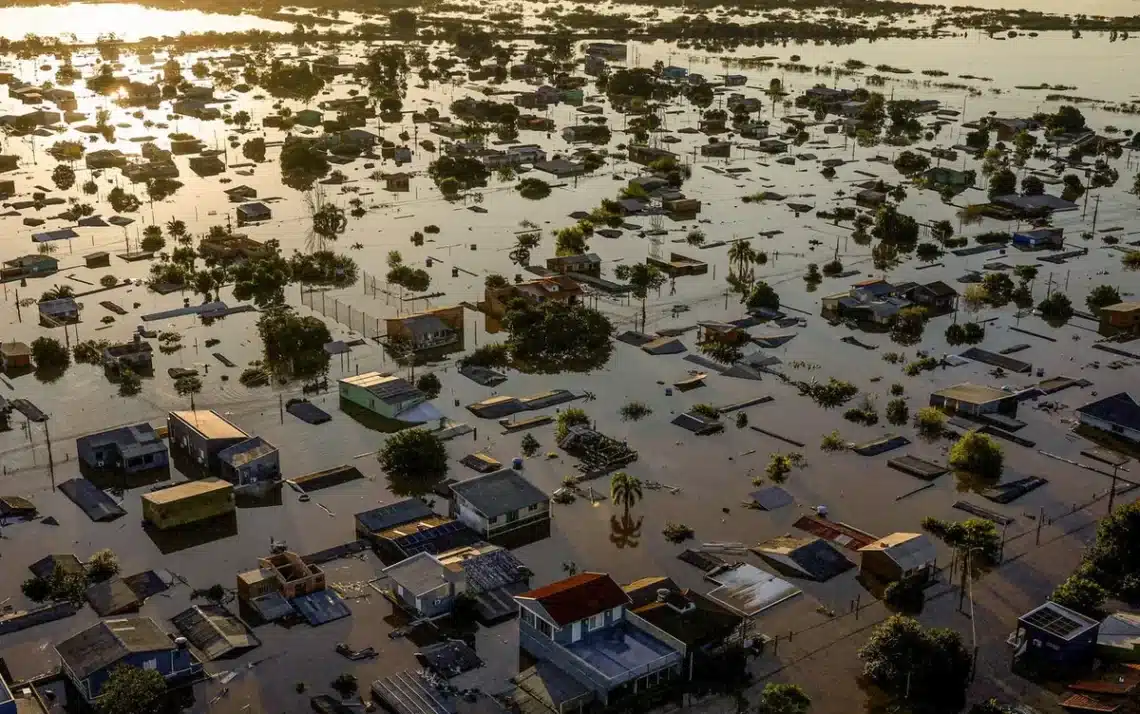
0, 3, 289, 42
609, 512, 643, 549
144, 510, 239, 554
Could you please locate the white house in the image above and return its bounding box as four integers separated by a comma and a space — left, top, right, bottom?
1076, 393, 1140, 443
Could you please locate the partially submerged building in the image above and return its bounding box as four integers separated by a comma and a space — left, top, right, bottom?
76, 423, 168, 474
929, 383, 1019, 418
857, 532, 937, 584
1076, 392, 1140, 444
167, 410, 251, 472
141, 479, 235, 530
449, 468, 551, 546
338, 372, 439, 423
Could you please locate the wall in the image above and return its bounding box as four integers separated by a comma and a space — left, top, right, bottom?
1080, 414, 1140, 443
142, 487, 234, 530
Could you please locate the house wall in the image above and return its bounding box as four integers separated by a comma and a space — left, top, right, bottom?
81, 648, 197, 700
859, 550, 902, 582
142, 486, 235, 530
123, 447, 168, 474
1018, 622, 1096, 666
167, 415, 246, 471
1079, 414, 1140, 444
222, 449, 281, 488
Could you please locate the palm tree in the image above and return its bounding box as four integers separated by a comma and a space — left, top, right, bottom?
728, 239, 757, 283
40, 284, 75, 302
614, 263, 666, 332
166, 219, 190, 245
306, 190, 346, 251
609, 471, 643, 518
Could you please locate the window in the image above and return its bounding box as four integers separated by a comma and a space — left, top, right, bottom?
507, 510, 519, 523
537, 618, 554, 638
488, 515, 498, 524
142, 658, 158, 671
587, 613, 604, 631
521, 609, 535, 628
528, 504, 539, 512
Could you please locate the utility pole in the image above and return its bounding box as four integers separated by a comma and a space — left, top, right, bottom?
44, 419, 55, 490
1091, 194, 1101, 235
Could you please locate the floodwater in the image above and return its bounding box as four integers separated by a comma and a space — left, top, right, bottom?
0, 9, 1137, 714
0, 3, 291, 41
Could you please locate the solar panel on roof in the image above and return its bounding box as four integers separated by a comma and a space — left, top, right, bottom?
1024, 605, 1086, 638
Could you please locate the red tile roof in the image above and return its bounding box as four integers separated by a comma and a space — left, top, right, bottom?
1061, 693, 1122, 713
1070, 665, 1140, 695
519, 572, 630, 627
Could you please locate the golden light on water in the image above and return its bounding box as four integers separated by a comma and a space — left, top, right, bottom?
0, 3, 290, 42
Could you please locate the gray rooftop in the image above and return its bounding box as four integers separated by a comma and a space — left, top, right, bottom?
383, 552, 461, 597
355, 498, 435, 534
218, 436, 277, 467
449, 468, 549, 519
56, 617, 173, 679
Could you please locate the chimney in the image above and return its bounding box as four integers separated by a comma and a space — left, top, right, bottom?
174, 637, 188, 649
656, 588, 670, 603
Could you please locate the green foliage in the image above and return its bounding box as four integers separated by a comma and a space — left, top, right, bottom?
922, 517, 1001, 564
554, 223, 589, 256
892, 150, 930, 176
1124, 251, 1140, 270
87, 548, 120, 582
1082, 502, 1140, 601
109, 187, 141, 213
257, 307, 332, 380
756, 683, 812, 714
699, 340, 743, 365
503, 301, 612, 373
690, 403, 721, 420
280, 136, 330, 191
820, 430, 847, 452
520, 433, 540, 457
428, 154, 490, 190
174, 375, 202, 397
31, 337, 70, 369
798, 377, 859, 408
1050, 574, 1107, 617
415, 373, 441, 399
1044, 105, 1086, 134
52, 164, 76, 191
260, 60, 325, 102
988, 168, 1017, 199
745, 281, 780, 311
662, 522, 694, 543
1021, 174, 1045, 196
619, 401, 652, 422
1087, 284, 1122, 312
871, 204, 919, 244
948, 431, 1003, 479
1037, 291, 1074, 320
886, 398, 909, 426
460, 343, 510, 369
610, 472, 643, 515
21, 577, 53, 602
915, 407, 946, 438
485, 274, 509, 290
883, 577, 925, 614
98, 665, 167, 714
516, 177, 552, 200
890, 306, 928, 346
859, 615, 972, 713
378, 428, 448, 482
555, 408, 591, 441
331, 673, 359, 699
242, 137, 266, 162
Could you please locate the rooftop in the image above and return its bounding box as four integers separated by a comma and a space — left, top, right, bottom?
142, 478, 232, 506
56, 617, 174, 679
170, 605, 259, 661
1100, 302, 1140, 314
218, 436, 278, 467
518, 572, 630, 627
339, 372, 422, 404
564, 620, 680, 683
632, 590, 742, 647
171, 410, 248, 441
706, 564, 801, 617
932, 383, 1012, 405
383, 552, 464, 597
858, 532, 936, 571
449, 468, 549, 520
1077, 392, 1140, 431
1019, 601, 1100, 641
355, 498, 436, 534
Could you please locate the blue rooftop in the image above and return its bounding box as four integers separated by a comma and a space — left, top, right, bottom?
564, 621, 681, 683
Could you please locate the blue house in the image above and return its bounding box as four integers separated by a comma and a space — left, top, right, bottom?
1012, 227, 1064, 250
515, 573, 684, 706
1012, 601, 1100, 668
76, 424, 168, 474
56, 617, 202, 703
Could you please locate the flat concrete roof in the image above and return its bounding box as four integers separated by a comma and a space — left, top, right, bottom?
932, 383, 1011, 405
142, 478, 232, 505
171, 410, 248, 441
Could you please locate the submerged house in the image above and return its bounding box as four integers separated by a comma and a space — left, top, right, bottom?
382, 552, 467, 619
1076, 392, 1140, 444
515, 573, 684, 706
449, 468, 551, 546
338, 372, 435, 422
1098, 302, 1140, 337
167, 410, 251, 472
76, 423, 168, 474
56, 617, 202, 703
820, 279, 911, 325
385, 306, 465, 352
929, 383, 1019, 418
102, 335, 154, 371
858, 532, 937, 584
1011, 601, 1100, 668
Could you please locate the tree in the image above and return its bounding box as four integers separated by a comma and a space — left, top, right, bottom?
521, 433, 540, 457
614, 263, 666, 331
1050, 574, 1107, 617
242, 137, 266, 162
746, 281, 780, 311
1021, 174, 1045, 196
915, 407, 946, 438
890, 307, 927, 346
415, 373, 441, 398
378, 428, 448, 483
485, 274, 509, 290
988, 168, 1017, 199
1125, 251, 1140, 271
109, 187, 141, 213
516, 177, 551, 200
871, 204, 918, 245
756, 683, 811, 714
886, 398, 908, 426
948, 431, 1003, 479
555, 407, 590, 440
609, 472, 643, 517
554, 223, 588, 256
140, 225, 165, 253
310, 201, 348, 249
256, 307, 331, 379
174, 375, 202, 399
331, 673, 358, 699
87, 548, 120, 582
700, 340, 742, 365
1087, 284, 1122, 312
1082, 501, 1140, 601
916, 242, 942, 262
859, 615, 972, 713
922, 517, 1001, 564
1037, 291, 1074, 320
931, 220, 954, 243
165, 219, 188, 244
1045, 105, 1086, 134
280, 136, 330, 191
232, 110, 250, 130
503, 301, 612, 373
52, 164, 76, 191
98, 665, 167, 714
31, 337, 70, 369
892, 150, 929, 176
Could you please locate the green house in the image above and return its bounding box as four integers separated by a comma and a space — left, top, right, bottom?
338, 372, 425, 419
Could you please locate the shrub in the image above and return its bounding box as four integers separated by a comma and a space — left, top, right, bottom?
662, 522, 694, 543
915, 407, 946, 438
619, 401, 652, 421
886, 398, 909, 426
948, 431, 1003, 479
820, 430, 847, 452
555, 408, 590, 440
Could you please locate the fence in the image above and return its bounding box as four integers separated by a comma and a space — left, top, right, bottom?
300, 287, 385, 339
361, 270, 449, 316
